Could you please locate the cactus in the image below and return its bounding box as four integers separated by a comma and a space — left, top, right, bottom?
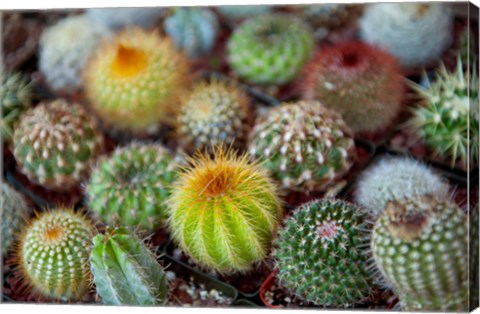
371, 195, 468, 311
39, 14, 112, 93
216, 5, 272, 22
248, 101, 356, 192
86, 143, 178, 232
12, 99, 104, 191
17, 208, 95, 301
90, 226, 168, 305
167, 147, 282, 274
164, 7, 219, 59
303, 41, 404, 134
293, 3, 354, 30
177, 80, 251, 154
1, 183, 29, 256
227, 14, 314, 85
83, 28, 191, 134
273, 199, 373, 307
355, 156, 449, 218
359, 3, 453, 68
406, 57, 479, 168
85, 7, 166, 30
1, 72, 34, 143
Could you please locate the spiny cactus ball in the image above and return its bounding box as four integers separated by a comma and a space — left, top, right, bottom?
177, 80, 251, 153
86, 7, 166, 30
167, 147, 283, 274
355, 156, 449, 218
1, 183, 29, 256
1, 72, 33, 143
164, 7, 219, 59
248, 101, 356, 192
86, 143, 178, 232
273, 199, 373, 307
372, 195, 468, 311
227, 14, 314, 85
359, 3, 453, 68
303, 41, 404, 134
13, 99, 104, 191
90, 226, 168, 305
39, 14, 111, 93
217, 5, 272, 22
17, 208, 95, 301
83, 28, 191, 135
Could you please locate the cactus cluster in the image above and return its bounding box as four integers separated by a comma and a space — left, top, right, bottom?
248, 101, 356, 192
167, 147, 282, 275
12, 99, 104, 191
17, 209, 95, 301
372, 195, 468, 311
164, 7, 219, 59
85, 7, 166, 31
86, 143, 178, 232
1, 183, 29, 256
227, 14, 314, 85
90, 226, 169, 305
83, 28, 191, 134
273, 199, 373, 307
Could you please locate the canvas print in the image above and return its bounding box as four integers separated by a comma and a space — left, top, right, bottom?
1, 1, 479, 311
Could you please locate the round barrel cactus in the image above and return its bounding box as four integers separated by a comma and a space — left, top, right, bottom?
13, 99, 105, 191
248, 101, 356, 192
1, 183, 29, 256
227, 14, 314, 85
294, 3, 354, 30
167, 147, 283, 274
90, 226, 168, 305
86, 7, 166, 30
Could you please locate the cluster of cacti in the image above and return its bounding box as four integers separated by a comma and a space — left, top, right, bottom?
248, 101, 356, 192
86, 143, 178, 232
83, 28, 191, 134
39, 14, 111, 93
355, 156, 449, 218
85, 7, 166, 30
372, 195, 468, 311
1, 183, 29, 256
164, 7, 219, 59
227, 14, 314, 85
17, 208, 95, 301
90, 226, 169, 305
273, 199, 373, 307
359, 3, 453, 68
303, 41, 404, 134
1, 72, 34, 143
216, 5, 272, 22
407, 57, 479, 168
176, 80, 251, 153
12, 99, 104, 191
167, 147, 283, 274
293, 3, 354, 30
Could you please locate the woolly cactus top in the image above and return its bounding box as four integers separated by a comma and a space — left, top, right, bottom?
86, 7, 166, 30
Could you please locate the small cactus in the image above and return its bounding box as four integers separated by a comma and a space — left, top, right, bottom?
164, 7, 219, 59
167, 147, 283, 274
227, 14, 314, 85
371, 195, 468, 311
177, 79, 251, 153
293, 3, 354, 30
1, 72, 34, 143
13, 99, 104, 191
86, 143, 178, 232
273, 199, 373, 307
303, 41, 404, 134
248, 101, 356, 192
355, 156, 449, 218
1, 183, 29, 256
85, 7, 166, 30
216, 5, 272, 22
83, 28, 191, 135
90, 226, 169, 305
17, 208, 96, 301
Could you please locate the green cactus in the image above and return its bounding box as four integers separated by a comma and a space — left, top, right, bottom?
167, 147, 283, 275
1, 72, 34, 143
217, 5, 272, 22
372, 195, 468, 311
12, 99, 104, 191
227, 14, 314, 85
90, 226, 169, 305
17, 208, 96, 301
273, 199, 373, 307
86, 143, 178, 232
1, 183, 29, 256
248, 101, 356, 192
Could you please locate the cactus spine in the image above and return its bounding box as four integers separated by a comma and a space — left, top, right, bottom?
1, 183, 29, 256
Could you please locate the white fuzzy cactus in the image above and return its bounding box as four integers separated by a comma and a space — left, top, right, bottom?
359, 3, 453, 68
85, 7, 166, 30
